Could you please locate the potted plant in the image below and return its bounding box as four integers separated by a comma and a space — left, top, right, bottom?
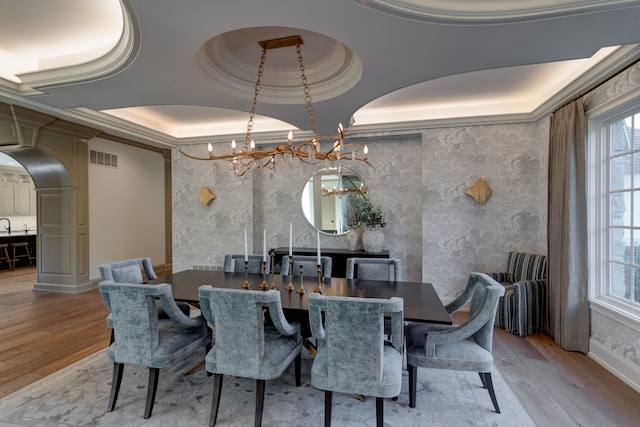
357, 198, 387, 252
345, 194, 364, 251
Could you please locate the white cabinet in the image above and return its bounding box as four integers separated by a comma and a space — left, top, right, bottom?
0, 166, 36, 216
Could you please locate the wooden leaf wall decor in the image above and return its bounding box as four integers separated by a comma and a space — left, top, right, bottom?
198, 186, 217, 206
465, 178, 492, 204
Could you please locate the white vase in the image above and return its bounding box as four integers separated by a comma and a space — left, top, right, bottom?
346, 229, 359, 251
362, 226, 385, 253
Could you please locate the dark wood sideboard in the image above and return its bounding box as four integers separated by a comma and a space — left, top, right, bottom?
272, 247, 389, 278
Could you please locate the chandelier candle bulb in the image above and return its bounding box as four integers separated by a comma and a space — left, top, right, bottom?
289, 223, 293, 257
263, 229, 267, 262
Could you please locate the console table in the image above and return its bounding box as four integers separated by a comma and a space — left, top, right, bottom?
272, 247, 389, 278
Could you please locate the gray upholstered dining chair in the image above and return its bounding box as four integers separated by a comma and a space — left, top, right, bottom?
280, 255, 332, 278
405, 272, 505, 412
198, 286, 303, 427
99, 257, 158, 282
99, 258, 190, 343
98, 281, 211, 419
308, 293, 404, 427
346, 257, 403, 338
223, 253, 269, 274
346, 257, 402, 281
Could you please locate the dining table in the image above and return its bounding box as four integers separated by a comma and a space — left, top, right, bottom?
150, 269, 452, 325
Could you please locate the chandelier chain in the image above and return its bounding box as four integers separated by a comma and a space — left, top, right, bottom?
296, 42, 318, 137
245, 46, 268, 148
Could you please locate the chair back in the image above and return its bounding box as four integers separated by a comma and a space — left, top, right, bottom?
308, 293, 403, 395
223, 254, 269, 274
99, 258, 157, 282
346, 257, 401, 281
506, 252, 547, 281
281, 255, 332, 278
198, 287, 296, 378
98, 280, 169, 365
465, 273, 506, 352
444, 272, 483, 314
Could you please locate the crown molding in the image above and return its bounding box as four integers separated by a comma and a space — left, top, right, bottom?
532, 44, 640, 117
13, 0, 139, 95
354, 0, 640, 24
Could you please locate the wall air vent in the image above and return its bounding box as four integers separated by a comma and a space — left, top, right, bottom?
89, 150, 118, 168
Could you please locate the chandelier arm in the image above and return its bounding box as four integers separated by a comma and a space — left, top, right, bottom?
179, 149, 237, 162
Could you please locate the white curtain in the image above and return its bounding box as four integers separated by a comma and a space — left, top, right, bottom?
548, 98, 590, 353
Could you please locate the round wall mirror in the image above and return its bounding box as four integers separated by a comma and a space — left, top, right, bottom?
301, 167, 367, 235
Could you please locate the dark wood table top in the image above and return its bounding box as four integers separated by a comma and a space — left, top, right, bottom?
152, 269, 451, 325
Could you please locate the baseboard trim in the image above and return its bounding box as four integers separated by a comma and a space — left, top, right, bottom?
589, 338, 640, 393
33, 281, 97, 294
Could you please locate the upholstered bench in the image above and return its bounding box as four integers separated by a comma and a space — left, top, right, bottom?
486, 251, 548, 337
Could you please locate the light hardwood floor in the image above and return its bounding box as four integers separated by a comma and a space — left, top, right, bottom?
1, 267, 639, 425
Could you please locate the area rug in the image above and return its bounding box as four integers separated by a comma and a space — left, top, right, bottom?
0, 349, 535, 426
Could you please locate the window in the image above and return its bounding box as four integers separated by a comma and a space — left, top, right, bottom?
589, 105, 640, 315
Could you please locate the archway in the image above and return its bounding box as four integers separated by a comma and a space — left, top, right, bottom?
1, 146, 77, 293
1, 144, 88, 293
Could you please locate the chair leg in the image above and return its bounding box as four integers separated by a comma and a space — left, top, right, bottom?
107, 362, 124, 412
408, 363, 417, 408
324, 390, 332, 427
482, 372, 500, 413
210, 374, 223, 426
295, 352, 302, 386
206, 342, 213, 377
144, 367, 160, 419
376, 397, 384, 427
478, 372, 487, 388
255, 379, 265, 427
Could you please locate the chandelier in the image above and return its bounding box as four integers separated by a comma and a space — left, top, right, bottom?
322, 185, 368, 197
180, 35, 371, 176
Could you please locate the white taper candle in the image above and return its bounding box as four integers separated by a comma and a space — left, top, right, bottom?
263, 229, 267, 262
244, 228, 248, 262
289, 223, 293, 256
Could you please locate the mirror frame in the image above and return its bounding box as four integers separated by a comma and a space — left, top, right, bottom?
301, 167, 367, 236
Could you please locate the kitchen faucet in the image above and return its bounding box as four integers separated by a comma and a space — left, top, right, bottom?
0, 218, 10, 233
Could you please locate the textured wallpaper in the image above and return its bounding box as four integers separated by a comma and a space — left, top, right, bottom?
173, 121, 548, 301
421, 122, 549, 299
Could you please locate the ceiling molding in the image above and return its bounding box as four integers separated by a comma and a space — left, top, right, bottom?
532, 44, 640, 118
14, 0, 139, 95
354, 0, 640, 23
196, 28, 363, 104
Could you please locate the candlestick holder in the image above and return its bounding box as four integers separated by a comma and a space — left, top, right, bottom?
296, 264, 306, 294
242, 260, 251, 288
313, 264, 324, 293
285, 257, 295, 291
268, 249, 277, 290
259, 260, 269, 288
